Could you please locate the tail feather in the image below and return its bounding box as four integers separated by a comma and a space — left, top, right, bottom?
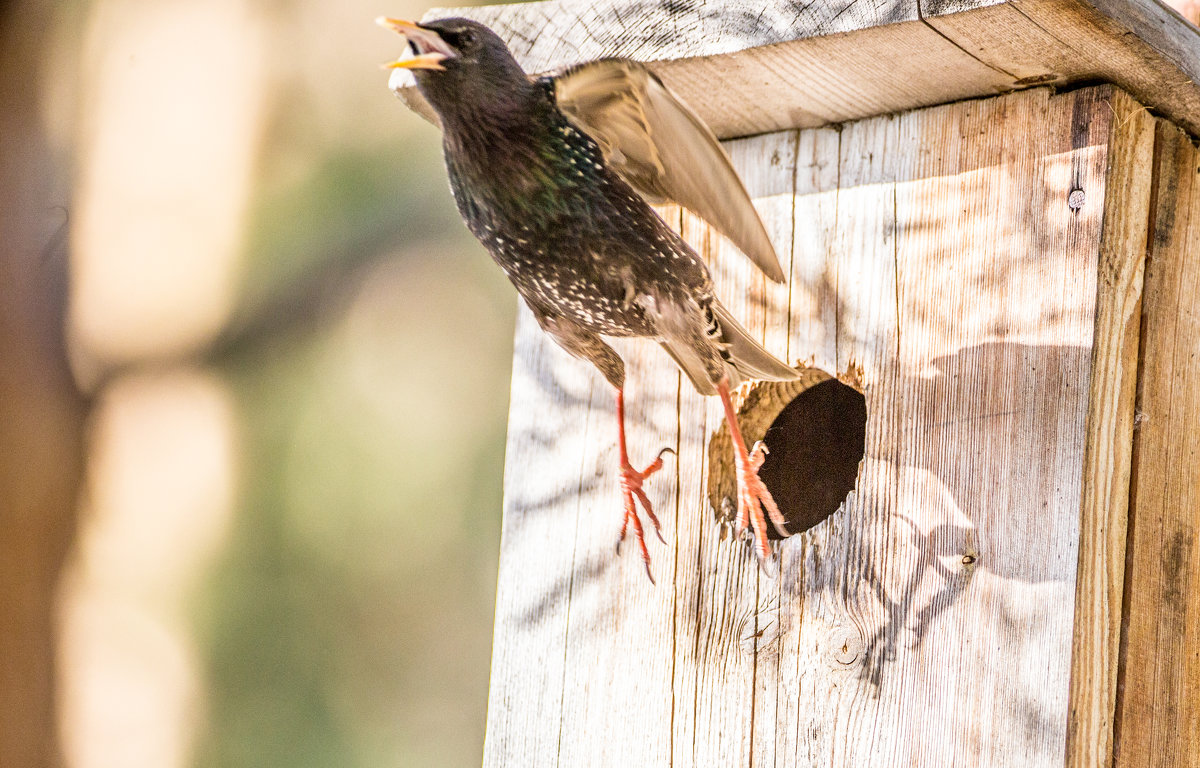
658, 339, 718, 395
648, 295, 798, 396
710, 300, 799, 383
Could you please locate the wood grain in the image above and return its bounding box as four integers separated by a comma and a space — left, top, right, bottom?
1066, 87, 1155, 768
1113, 119, 1200, 768
394, 0, 1200, 138
483, 85, 1146, 767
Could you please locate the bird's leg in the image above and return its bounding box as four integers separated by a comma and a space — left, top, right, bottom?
717, 376, 788, 563
527, 309, 675, 580
615, 387, 673, 583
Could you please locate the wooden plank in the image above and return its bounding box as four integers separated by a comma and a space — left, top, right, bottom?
550, 336, 678, 766
482, 84, 1145, 766
720, 130, 801, 768
396, 8, 1011, 136
1066, 87, 1155, 768
784, 127, 842, 373
762, 125, 841, 767
665, 198, 761, 768
661, 130, 806, 764
482, 306, 613, 764
926, 0, 1200, 135
782, 104, 907, 768
1113, 119, 1200, 768
393, 0, 1200, 138
774, 85, 1119, 768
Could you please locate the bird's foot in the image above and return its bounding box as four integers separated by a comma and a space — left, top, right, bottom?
616, 447, 674, 583
733, 441, 788, 567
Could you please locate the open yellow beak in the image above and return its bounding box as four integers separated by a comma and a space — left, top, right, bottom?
376, 16, 455, 70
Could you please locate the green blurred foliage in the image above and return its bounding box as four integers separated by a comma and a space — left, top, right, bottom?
191, 56, 515, 768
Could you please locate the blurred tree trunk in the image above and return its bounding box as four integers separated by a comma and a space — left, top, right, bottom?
0, 2, 88, 767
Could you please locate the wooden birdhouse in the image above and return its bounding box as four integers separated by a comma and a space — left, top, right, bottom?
398, 0, 1199, 765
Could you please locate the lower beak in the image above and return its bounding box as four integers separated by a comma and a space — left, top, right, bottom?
384, 51, 448, 71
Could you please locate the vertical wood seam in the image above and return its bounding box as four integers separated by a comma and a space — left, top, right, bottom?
1110, 119, 1172, 768
749, 576, 759, 768
832, 128, 843, 369
669, 366, 683, 768
770, 127, 804, 768
1065, 88, 1156, 768
1146, 140, 1193, 759
891, 179, 902, 366
665, 202, 688, 768
556, 375, 597, 764
1112, 118, 1200, 768
1142, 124, 1180, 766
784, 129, 803, 365
688, 217, 711, 768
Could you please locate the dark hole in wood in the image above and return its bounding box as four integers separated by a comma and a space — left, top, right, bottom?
757, 378, 867, 538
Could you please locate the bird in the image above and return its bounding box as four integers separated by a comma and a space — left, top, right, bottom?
378, 16, 800, 580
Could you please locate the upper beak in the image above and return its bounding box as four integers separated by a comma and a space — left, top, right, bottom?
376, 17, 457, 70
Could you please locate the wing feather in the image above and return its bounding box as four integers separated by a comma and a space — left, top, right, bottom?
552, 60, 786, 283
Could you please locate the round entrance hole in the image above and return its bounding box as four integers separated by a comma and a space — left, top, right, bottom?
707, 367, 867, 539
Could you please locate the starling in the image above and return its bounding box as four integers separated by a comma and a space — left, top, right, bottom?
379, 16, 800, 579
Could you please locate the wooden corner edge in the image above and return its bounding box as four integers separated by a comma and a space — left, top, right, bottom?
1065, 87, 1157, 768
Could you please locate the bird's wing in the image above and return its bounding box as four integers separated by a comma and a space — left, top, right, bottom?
551, 59, 787, 283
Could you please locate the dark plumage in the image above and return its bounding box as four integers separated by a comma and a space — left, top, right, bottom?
380, 16, 799, 578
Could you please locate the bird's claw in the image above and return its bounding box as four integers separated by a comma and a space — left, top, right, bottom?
749, 440, 768, 471
734, 443, 788, 565
616, 448, 673, 582
757, 548, 780, 578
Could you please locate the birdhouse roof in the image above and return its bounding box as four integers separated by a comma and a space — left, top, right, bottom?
399, 0, 1200, 138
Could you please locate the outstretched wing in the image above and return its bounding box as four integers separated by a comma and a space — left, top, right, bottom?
551, 59, 786, 283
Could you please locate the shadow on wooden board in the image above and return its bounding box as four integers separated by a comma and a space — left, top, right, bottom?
484, 85, 1159, 768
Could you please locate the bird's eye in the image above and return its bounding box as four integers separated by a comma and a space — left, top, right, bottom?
458, 30, 475, 46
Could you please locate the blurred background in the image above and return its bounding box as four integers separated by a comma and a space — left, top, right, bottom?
6, 0, 1200, 767
1, 0, 513, 766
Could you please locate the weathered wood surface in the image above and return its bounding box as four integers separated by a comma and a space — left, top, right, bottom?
1067, 88, 1155, 768
400, 0, 1200, 138
486, 85, 1146, 767
1113, 119, 1200, 768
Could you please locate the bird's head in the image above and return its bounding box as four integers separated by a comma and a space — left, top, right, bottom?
378, 17, 531, 121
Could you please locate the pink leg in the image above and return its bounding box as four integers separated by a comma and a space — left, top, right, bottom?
717, 377, 788, 562
615, 388, 672, 583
